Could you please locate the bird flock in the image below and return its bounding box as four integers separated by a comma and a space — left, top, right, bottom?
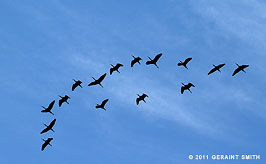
40, 53, 249, 151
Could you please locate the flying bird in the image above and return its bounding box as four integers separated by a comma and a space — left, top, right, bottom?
146, 53, 162, 68
88, 73, 107, 88
40, 119, 56, 134
131, 56, 142, 67
41, 138, 53, 151
41, 100, 55, 115
232, 64, 249, 76
72, 79, 82, 91
96, 99, 109, 110
110, 63, 123, 75
177, 57, 192, 69
208, 64, 226, 75
181, 83, 195, 94
59, 95, 70, 107
136, 93, 148, 105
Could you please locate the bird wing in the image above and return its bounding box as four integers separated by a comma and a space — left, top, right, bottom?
88, 81, 97, 86
72, 83, 78, 91
136, 98, 140, 105
49, 119, 56, 127
110, 67, 114, 75
217, 64, 225, 69
131, 59, 136, 67
98, 73, 107, 82
41, 142, 48, 151
102, 99, 109, 106
208, 68, 216, 75
59, 99, 63, 107
181, 86, 185, 94
40, 128, 49, 134
154, 53, 162, 62
117, 63, 123, 67
184, 58, 192, 64
48, 100, 55, 110
146, 60, 152, 65
232, 68, 241, 76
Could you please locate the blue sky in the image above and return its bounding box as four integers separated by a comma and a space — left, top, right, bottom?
0, 0, 266, 163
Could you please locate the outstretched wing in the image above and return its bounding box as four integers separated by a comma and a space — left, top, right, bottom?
208, 68, 216, 75
232, 68, 241, 76
98, 73, 107, 82
131, 59, 136, 67
40, 127, 49, 134
59, 99, 63, 107
41, 142, 48, 151
153, 53, 162, 62
110, 67, 114, 75
136, 97, 140, 105
188, 83, 195, 87
181, 86, 185, 94
102, 99, 109, 106
88, 81, 97, 86
72, 83, 78, 91
184, 57, 192, 65
48, 100, 55, 110
117, 63, 123, 67
49, 119, 56, 127
217, 63, 225, 69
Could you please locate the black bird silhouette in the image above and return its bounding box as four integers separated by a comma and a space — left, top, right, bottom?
59, 95, 70, 107
208, 64, 226, 75
181, 83, 195, 94
136, 93, 148, 105
72, 79, 82, 91
131, 56, 142, 67
177, 57, 192, 69
41, 138, 53, 151
110, 63, 123, 75
146, 53, 162, 68
88, 73, 107, 88
40, 119, 56, 134
232, 64, 249, 76
96, 99, 109, 110
41, 100, 55, 115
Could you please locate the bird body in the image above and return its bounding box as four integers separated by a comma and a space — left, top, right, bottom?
208, 64, 225, 75
59, 95, 70, 107
131, 56, 142, 67
232, 64, 249, 76
110, 63, 123, 75
181, 83, 195, 94
41, 100, 55, 115
96, 99, 109, 110
146, 53, 162, 68
41, 138, 53, 151
40, 119, 56, 134
177, 57, 192, 69
72, 79, 82, 91
88, 73, 107, 88
136, 93, 148, 105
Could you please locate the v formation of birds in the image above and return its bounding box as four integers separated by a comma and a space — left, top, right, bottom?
40, 53, 249, 151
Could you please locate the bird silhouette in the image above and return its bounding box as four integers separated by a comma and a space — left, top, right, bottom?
40, 119, 56, 134
59, 95, 70, 107
41, 138, 53, 151
72, 79, 82, 91
232, 64, 249, 76
208, 64, 226, 75
181, 83, 195, 94
110, 63, 123, 75
136, 93, 148, 105
96, 99, 109, 110
131, 56, 142, 67
41, 100, 55, 115
177, 57, 192, 69
146, 53, 162, 68
88, 73, 107, 88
